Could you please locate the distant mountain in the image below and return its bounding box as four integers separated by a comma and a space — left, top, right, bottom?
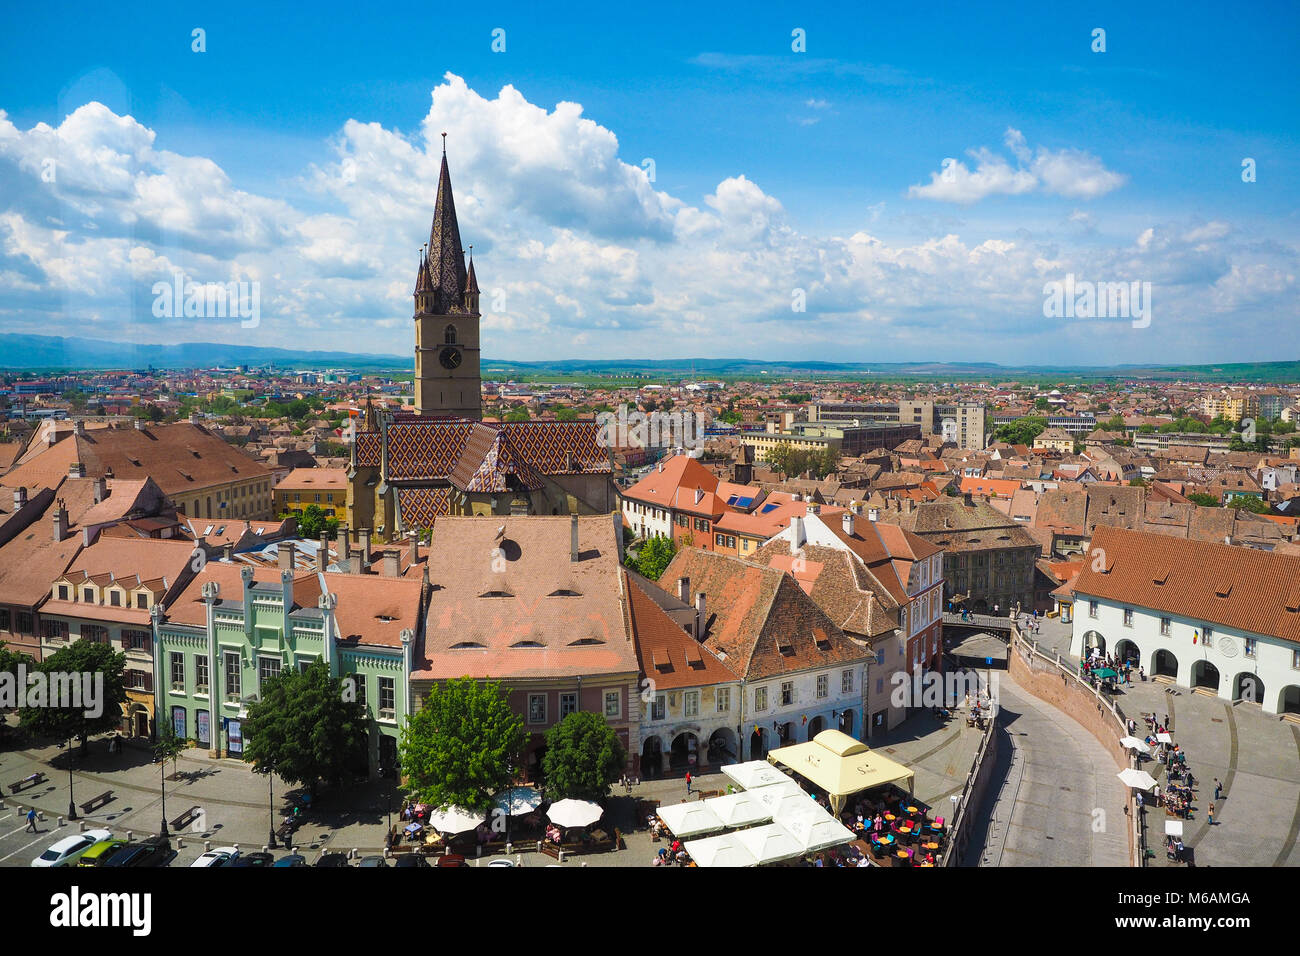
1, 333, 1297, 383
0, 334, 409, 370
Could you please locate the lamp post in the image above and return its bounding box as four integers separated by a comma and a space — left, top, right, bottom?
266, 766, 277, 849
67, 736, 78, 821
159, 751, 169, 838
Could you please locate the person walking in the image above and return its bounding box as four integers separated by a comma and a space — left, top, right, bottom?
1214, 778, 1223, 801
685, 771, 692, 796
1208, 802, 1215, 826
25, 808, 38, 832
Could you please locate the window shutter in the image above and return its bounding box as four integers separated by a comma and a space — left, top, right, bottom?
143, 671, 154, 692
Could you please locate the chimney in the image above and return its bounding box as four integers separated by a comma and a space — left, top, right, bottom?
383, 549, 401, 578
222, 543, 234, 562
868, 507, 879, 522
790, 514, 805, 552
677, 576, 690, 604
73, 420, 85, 437
570, 514, 580, 562
92, 477, 107, 504
359, 529, 372, 567
407, 533, 420, 567
962, 492, 973, 507
12, 487, 26, 511
336, 524, 351, 562
316, 536, 329, 572
694, 592, 707, 640
190, 412, 202, 426
842, 511, 855, 536
904, 499, 915, 514
277, 541, 296, 570
69, 461, 86, 479
52, 499, 69, 542
134, 418, 145, 431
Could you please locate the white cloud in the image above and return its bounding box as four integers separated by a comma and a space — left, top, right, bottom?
909, 128, 1126, 203
0, 85, 1293, 365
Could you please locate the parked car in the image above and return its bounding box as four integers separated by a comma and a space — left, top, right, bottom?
271, 854, 308, 868
436, 854, 468, 868
76, 839, 128, 867
229, 852, 274, 867
190, 846, 240, 868
392, 854, 430, 868
487, 858, 516, 867
314, 852, 350, 867
358, 855, 388, 868
32, 829, 114, 868
102, 838, 175, 868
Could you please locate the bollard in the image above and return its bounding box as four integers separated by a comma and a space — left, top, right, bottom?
57, 815, 64, 827
516, 854, 523, 868
383, 847, 391, 859
262, 845, 269, 854
350, 848, 357, 859
177, 836, 185, 849
205, 840, 211, 851
79, 820, 87, 832
558, 849, 566, 863
505, 842, 512, 855
232, 844, 239, 855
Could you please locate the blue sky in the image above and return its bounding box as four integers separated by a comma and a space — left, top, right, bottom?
1, 1, 1297, 365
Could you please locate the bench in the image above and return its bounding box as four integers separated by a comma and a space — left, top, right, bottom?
171, 805, 203, 831
79, 790, 113, 814
539, 841, 562, 861
8, 773, 45, 794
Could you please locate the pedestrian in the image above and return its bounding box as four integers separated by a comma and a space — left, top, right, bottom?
25, 808, 37, 832
994, 604, 1000, 616
1214, 778, 1222, 800
1208, 803, 1215, 826
685, 771, 692, 796
1164, 713, 1169, 731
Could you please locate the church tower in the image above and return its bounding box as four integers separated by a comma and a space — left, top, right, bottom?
414, 139, 482, 419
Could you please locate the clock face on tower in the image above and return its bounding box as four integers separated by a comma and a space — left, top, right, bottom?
439, 346, 462, 370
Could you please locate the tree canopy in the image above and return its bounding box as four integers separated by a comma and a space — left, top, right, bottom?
18, 639, 128, 744
541, 711, 626, 802
624, 534, 677, 581
399, 677, 525, 812
765, 441, 839, 479
993, 417, 1047, 447
289, 503, 339, 541
243, 660, 368, 795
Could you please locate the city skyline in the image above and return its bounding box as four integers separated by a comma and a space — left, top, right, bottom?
1, 2, 1297, 367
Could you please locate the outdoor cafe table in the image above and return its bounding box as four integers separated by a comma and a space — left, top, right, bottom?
921, 841, 940, 852
895, 849, 914, 863
905, 805, 919, 814
884, 813, 896, 822
872, 833, 896, 847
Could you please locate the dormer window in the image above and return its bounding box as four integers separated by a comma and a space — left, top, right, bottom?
58, 585, 69, 601
83, 587, 95, 603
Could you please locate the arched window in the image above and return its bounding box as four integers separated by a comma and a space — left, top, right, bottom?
444, 324, 457, 344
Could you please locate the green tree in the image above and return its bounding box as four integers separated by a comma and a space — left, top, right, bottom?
993, 417, 1047, 447
154, 721, 187, 776
243, 661, 368, 796
399, 677, 525, 812
292, 503, 336, 540
1101, 415, 1127, 431
17, 640, 128, 747
555, 407, 579, 422
1187, 492, 1220, 508
1225, 495, 1270, 514
624, 534, 677, 580
541, 711, 626, 802
504, 407, 531, 423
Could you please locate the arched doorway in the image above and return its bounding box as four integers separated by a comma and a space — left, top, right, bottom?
777, 722, 796, 746
378, 734, 398, 780
1191, 660, 1220, 692
707, 728, 737, 764
806, 716, 825, 739
641, 737, 664, 778
1234, 673, 1265, 706
1278, 686, 1300, 716
749, 728, 767, 760
670, 732, 699, 770
1152, 649, 1178, 679
1114, 639, 1140, 667
1082, 630, 1106, 656
837, 709, 854, 736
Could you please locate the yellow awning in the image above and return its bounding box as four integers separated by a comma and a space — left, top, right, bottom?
766, 730, 914, 815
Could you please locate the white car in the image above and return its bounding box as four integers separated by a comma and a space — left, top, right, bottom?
190, 846, 241, 868
32, 829, 114, 868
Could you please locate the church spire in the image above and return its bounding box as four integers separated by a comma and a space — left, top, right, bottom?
426, 138, 468, 312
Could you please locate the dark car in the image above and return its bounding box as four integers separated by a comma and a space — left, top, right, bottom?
230, 852, 274, 868
392, 854, 430, 868
101, 838, 175, 868
358, 855, 388, 868
271, 854, 308, 868
315, 852, 351, 868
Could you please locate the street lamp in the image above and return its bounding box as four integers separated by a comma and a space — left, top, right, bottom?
67, 736, 77, 821
158, 751, 169, 838
266, 766, 277, 849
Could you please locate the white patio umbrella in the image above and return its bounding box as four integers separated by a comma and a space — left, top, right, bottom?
1164, 819, 1183, 837
749, 782, 816, 817
778, 805, 856, 853
1117, 768, 1157, 790
493, 786, 543, 816
546, 798, 603, 828
427, 805, 484, 834
704, 791, 771, 829
734, 823, 805, 865
1120, 736, 1150, 754
683, 832, 758, 868
656, 800, 726, 838
1156, 732, 1173, 744
721, 760, 791, 790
